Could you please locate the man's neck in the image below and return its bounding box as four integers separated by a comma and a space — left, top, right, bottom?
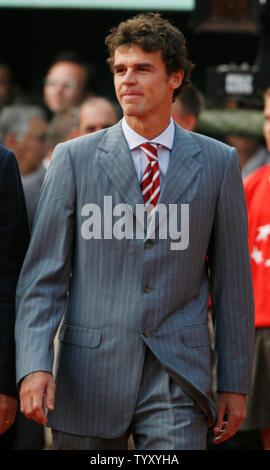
124, 114, 171, 140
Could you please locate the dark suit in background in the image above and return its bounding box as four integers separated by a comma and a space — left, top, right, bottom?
0, 145, 29, 396
0, 145, 44, 449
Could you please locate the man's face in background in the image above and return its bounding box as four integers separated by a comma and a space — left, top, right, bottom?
44, 61, 87, 114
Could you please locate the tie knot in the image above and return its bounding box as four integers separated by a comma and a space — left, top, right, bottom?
139, 143, 158, 161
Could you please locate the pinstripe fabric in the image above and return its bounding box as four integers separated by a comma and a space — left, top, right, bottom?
132, 347, 208, 450
52, 348, 208, 450
52, 429, 129, 450
15, 120, 255, 441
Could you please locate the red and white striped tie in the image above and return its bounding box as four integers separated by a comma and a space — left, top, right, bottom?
140, 143, 160, 211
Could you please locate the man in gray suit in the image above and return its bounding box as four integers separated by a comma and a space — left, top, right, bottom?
15, 13, 254, 450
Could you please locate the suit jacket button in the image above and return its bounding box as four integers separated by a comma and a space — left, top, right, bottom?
143, 284, 152, 293
142, 329, 150, 337
144, 239, 153, 249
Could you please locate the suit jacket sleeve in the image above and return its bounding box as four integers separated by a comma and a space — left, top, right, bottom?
208, 147, 255, 394
15, 143, 75, 385
0, 147, 30, 395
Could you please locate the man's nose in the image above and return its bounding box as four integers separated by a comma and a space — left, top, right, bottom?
122, 68, 136, 83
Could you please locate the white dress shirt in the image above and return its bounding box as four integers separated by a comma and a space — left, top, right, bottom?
121, 117, 175, 188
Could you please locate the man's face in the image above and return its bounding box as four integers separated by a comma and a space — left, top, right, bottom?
113, 45, 183, 122
44, 61, 87, 114
263, 97, 270, 152
78, 100, 118, 135
11, 117, 48, 175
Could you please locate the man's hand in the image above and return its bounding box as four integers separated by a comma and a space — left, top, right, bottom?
0, 394, 18, 434
19, 371, 55, 425
213, 392, 247, 444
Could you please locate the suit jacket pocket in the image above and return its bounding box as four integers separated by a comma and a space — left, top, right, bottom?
182, 323, 210, 348
59, 323, 102, 349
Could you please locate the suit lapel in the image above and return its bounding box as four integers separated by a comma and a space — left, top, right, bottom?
97, 121, 144, 215
97, 121, 202, 239
147, 123, 202, 238
159, 123, 202, 206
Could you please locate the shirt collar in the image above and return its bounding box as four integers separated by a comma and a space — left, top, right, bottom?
42, 157, 51, 170
122, 117, 175, 151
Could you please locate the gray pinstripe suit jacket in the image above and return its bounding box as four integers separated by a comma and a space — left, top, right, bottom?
15, 120, 255, 438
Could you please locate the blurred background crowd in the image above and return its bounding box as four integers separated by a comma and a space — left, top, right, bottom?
1, 0, 270, 451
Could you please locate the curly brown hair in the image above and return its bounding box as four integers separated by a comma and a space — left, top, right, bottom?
105, 12, 195, 100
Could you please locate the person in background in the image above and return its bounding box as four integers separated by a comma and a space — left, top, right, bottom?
0, 145, 30, 445
0, 104, 48, 176
0, 105, 48, 231
44, 107, 79, 164
23, 107, 78, 230
43, 51, 98, 118
0, 63, 18, 112
262, 88, 270, 158
0, 60, 31, 112
77, 96, 119, 136
171, 83, 204, 131
226, 134, 270, 179
240, 87, 270, 449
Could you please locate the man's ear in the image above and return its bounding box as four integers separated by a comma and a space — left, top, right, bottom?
4, 133, 18, 151
169, 70, 184, 90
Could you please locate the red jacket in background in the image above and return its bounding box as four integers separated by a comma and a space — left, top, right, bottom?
244, 164, 270, 327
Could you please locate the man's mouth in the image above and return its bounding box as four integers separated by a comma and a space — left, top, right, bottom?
121, 90, 142, 97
